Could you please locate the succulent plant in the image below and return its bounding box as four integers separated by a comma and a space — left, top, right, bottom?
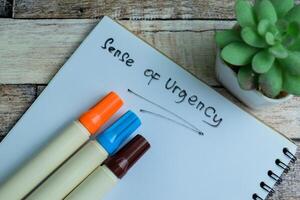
216, 0, 300, 98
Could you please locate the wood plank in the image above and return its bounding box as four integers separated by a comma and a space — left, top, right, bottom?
0, 84, 36, 141
12, 0, 300, 19
0, 0, 13, 17
36, 85, 46, 96
11, 0, 300, 19
13, 0, 236, 19
0, 19, 235, 85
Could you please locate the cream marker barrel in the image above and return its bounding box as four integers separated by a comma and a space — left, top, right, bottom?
65, 134, 150, 200
27, 110, 141, 200
0, 92, 123, 200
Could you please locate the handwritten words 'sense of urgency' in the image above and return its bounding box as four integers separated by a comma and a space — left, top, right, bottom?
100, 37, 223, 129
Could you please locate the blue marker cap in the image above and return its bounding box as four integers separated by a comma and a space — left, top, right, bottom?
96, 110, 141, 155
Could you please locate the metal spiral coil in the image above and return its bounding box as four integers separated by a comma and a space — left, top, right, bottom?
252, 147, 297, 200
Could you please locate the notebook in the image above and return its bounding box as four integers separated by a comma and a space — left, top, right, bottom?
0, 16, 297, 200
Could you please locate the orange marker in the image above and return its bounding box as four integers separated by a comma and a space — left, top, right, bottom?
0, 92, 123, 200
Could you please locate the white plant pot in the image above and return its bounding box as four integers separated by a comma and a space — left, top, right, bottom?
215, 50, 293, 109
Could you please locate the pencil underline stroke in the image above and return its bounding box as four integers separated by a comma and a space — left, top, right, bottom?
140, 109, 204, 135
127, 88, 202, 133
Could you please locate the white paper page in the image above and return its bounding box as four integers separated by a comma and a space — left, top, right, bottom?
0, 17, 297, 200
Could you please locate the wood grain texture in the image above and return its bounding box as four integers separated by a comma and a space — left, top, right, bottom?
36, 85, 46, 96
13, 0, 236, 19
0, 19, 98, 84
0, 0, 12, 17
0, 85, 35, 141
0, 84, 299, 199
0, 19, 235, 85
11, 0, 300, 19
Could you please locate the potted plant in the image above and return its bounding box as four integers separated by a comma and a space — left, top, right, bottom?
215, 0, 300, 109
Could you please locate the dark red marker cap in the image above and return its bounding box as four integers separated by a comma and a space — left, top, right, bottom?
105, 134, 150, 179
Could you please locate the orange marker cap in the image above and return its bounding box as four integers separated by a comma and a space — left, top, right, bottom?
79, 92, 123, 135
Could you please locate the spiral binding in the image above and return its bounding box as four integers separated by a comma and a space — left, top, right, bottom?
267, 170, 282, 184
252, 147, 297, 200
283, 148, 297, 163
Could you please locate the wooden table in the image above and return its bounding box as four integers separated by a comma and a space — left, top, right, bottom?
0, 1, 299, 199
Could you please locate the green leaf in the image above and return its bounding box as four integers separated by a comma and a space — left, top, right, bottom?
257, 19, 271, 36
283, 72, 300, 95
285, 5, 300, 24
235, 0, 257, 27
259, 63, 283, 98
276, 19, 289, 34
281, 35, 295, 48
268, 24, 280, 37
288, 37, 300, 51
279, 51, 300, 75
270, 0, 294, 18
252, 50, 275, 73
287, 21, 300, 37
255, 0, 278, 24
237, 65, 258, 90
269, 44, 289, 59
241, 27, 268, 48
221, 42, 258, 66
265, 32, 275, 45
215, 29, 242, 48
